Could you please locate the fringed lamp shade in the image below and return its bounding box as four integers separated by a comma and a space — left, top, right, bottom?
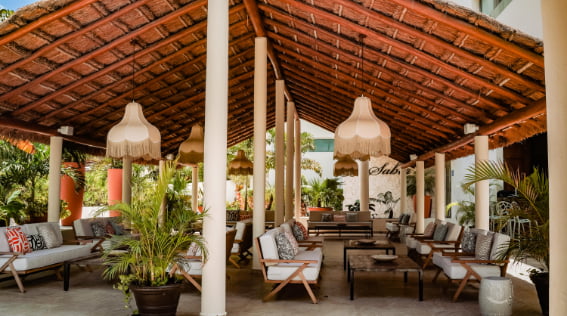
106, 101, 161, 160
334, 155, 358, 177
334, 96, 391, 161
178, 124, 204, 166
228, 150, 253, 175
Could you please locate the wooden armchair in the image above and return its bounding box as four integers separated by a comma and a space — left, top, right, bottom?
413, 222, 464, 269
229, 220, 253, 268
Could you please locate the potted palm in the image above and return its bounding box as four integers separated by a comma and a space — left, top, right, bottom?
464, 161, 548, 315
98, 159, 206, 315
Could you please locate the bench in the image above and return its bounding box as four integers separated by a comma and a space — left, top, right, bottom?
0, 222, 95, 292
307, 211, 373, 237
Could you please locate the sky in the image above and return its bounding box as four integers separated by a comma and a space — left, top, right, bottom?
0, 0, 38, 10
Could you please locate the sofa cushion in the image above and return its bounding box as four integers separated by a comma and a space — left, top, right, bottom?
0, 226, 10, 252
37, 224, 62, 249
27, 234, 47, 251
174, 257, 203, 275
461, 229, 477, 253
91, 222, 106, 237
440, 255, 501, 280
445, 222, 461, 241
266, 248, 322, 281
6, 226, 31, 253
226, 210, 240, 221
292, 224, 305, 241
321, 213, 333, 222
475, 233, 494, 260
490, 233, 510, 260
280, 222, 294, 236
275, 232, 295, 260
333, 215, 346, 222
346, 213, 359, 222
400, 214, 411, 225
105, 222, 115, 235
110, 220, 124, 235
259, 228, 284, 265
433, 224, 448, 241
423, 222, 436, 238
295, 222, 309, 239
0, 244, 92, 271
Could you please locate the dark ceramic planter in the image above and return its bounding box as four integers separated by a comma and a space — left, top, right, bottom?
130, 283, 181, 316
530, 272, 549, 316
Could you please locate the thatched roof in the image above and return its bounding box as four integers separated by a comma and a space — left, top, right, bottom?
0, 0, 546, 164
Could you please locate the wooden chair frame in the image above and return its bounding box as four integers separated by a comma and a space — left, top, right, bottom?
254, 237, 320, 304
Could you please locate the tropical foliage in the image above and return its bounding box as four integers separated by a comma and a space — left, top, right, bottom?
406, 168, 435, 196
99, 159, 206, 289
302, 178, 344, 210
464, 161, 549, 271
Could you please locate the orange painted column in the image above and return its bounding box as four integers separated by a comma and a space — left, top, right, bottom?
107, 168, 123, 217
60, 162, 84, 226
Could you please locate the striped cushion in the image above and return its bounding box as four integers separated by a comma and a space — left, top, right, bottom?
6, 226, 31, 253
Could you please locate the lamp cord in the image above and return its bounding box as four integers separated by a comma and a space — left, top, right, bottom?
131, 40, 137, 101
359, 34, 366, 96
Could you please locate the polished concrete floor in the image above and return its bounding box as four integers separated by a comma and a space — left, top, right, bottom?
0, 237, 543, 315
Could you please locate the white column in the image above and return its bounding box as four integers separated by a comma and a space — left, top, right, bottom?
285, 101, 295, 221
416, 161, 425, 234
542, 0, 567, 313
294, 117, 301, 218
359, 160, 369, 213
252, 37, 267, 270
435, 153, 446, 221
122, 157, 132, 205
274, 80, 285, 226
474, 136, 489, 230
192, 166, 199, 212
400, 168, 407, 214
201, 0, 228, 314
47, 136, 63, 223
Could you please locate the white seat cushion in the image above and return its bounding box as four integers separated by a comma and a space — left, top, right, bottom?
385, 222, 399, 232
266, 248, 322, 281
406, 236, 418, 249
258, 227, 284, 265
443, 259, 501, 280
0, 244, 92, 271
175, 258, 203, 275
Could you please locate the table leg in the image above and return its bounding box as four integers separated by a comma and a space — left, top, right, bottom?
418, 270, 423, 301
350, 269, 355, 300
343, 247, 347, 270
393, 247, 396, 255
404, 271, 408, 283
63, 261, 70, 291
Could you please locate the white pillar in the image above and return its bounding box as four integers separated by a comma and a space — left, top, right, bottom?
542, 0, 567, 313
400, 168, 407, 214
474, 136, 489, 231
252, 37, 267, 270
122, 157, 132, 205
416, 161, 425, 234
47, 136, 63, 223
192, 166, 199, 212
435, 153, 446, 221
294, 117, 302, 219
274, 80, 285, 226
285, 101, 295, 221
359, 160, 369, 213
201, 0, 228, 314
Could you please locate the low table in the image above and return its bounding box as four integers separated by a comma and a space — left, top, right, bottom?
343, 239, 396, 270
348, 254, 423, 301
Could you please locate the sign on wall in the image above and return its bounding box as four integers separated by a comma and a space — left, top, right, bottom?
369, 163, 400, 176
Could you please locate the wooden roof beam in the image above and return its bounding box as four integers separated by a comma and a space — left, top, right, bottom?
242, 0, 292, 102
400, 98, 547, 167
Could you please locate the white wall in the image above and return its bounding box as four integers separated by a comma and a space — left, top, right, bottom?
497, 0, 543, 38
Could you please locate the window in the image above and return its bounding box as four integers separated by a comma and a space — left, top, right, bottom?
312, 139, 334, 152
480, 0, 512, 17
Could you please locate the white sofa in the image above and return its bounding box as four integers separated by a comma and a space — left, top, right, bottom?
0, 222, 94, 292
256, 224, 324, 303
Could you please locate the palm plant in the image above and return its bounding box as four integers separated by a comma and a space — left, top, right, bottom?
98, 159, 206, 291
463, 161, 549, 271
302, 178, 344, 210
0, 186, 27, 225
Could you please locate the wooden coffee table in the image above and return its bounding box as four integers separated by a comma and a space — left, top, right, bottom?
343, 239, 396, 270
348, 254, 423, 301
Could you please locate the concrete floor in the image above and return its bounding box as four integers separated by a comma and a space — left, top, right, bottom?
0, 237, 543, 316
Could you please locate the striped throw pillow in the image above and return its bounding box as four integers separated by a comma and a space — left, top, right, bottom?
6, 226, 31, 253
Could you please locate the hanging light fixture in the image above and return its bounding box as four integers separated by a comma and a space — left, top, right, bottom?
107, 40, 161, 160
333, 154, 358, 177
228, 150, 253, 175
334, 34, 391, 161
178, 124, 204, 166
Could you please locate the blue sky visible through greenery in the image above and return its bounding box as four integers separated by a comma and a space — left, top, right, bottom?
0, 0, 37, 10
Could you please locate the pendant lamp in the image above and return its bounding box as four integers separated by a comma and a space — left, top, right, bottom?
333, 154, 358, 177
178, 124, 204, 166
228, 150, 253, 175
333, 34, 390, 161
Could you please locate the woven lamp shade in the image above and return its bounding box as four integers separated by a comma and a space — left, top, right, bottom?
106, 101, 161, 160
178, 124, 204, 166
333, 155, 358, 177
334, 96, 390, 161
228, 150, 253, 175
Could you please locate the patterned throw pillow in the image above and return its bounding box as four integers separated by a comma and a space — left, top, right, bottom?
400, 214, 410, 225
226, 210, 239, 221
105, 222, 115, 235
422, 222, 436, 238
461, 230, 477, 253
433, 224, 448, 241
294, 222, 309, 239
91, 222, 106, 237
475, 233, 494, 260
6, 226, 31, 253
346, 213, 359, 222
37, 224, 63, 249
27, 234, 47, 251
283, 231, 299, 255
333, 215, 346, 222
275, 232, 295, 260
292, 224, 305, 241
321, 213, 333, 222
110, 221, 124, 235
